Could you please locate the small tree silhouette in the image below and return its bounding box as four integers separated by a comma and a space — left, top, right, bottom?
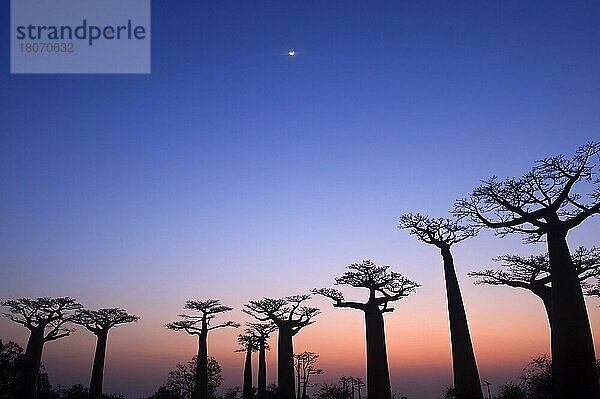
314, 260, 419, 399
247, 323, 277, 399
294, 351, 323, 399
1, 297, 82, 399
469, 247, 600, 329
166, 300, 240, 399
72, 307, 139, 399
454, 142, 600, 397
236, 333, 259, 399
351, 377, 365, 399
164, 355, 223, 399
399, 214, 483, 399
244, 295, 320, 399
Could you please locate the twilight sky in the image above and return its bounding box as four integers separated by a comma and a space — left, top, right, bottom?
1, 1, 600, 398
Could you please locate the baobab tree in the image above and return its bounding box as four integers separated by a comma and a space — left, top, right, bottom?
1, 297, 82, 399
166, 300, 240, 399
247, 322, 277, 399
294, 351, 324, 399
314, 260, 419, 399
237, 333, 259, 399
72, 307, 139, 399
454, 142, 600, 397
399, 214, 483, 399
244, 295, 320, 399
469, 246, 600, 329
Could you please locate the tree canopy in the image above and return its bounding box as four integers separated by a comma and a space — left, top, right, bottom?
314, 260, 419, 312
1, 297, 82, 341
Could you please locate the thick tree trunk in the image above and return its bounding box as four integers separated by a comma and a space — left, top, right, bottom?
277, 325, 295, 399
532, 288, 553, 331
89, 330, 108, 399
364, 306, 392, 399
257, 341, 267, 399
193, 332, 209, 399
20, 327, 44, 399
547, 229, 599, 398
243, 346, 253, 399
441, 247, 483, 399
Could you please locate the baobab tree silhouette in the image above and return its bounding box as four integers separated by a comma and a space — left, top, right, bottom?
314, 260, 419, 399
1, 297, 82, 399
247, 322, 277, 399
166, 300, 240, 399
454, 142, 600, 398
469, 246, 600, 330
236, 333, 259, 399
399, 214, 483, 399
72, 307, 139, 399
244, 295, 320, 399
293, 351, 323, 399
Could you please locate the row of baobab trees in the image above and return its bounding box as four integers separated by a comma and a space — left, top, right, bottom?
2, 142, 600, 399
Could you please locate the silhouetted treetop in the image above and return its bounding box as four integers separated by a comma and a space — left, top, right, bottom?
399, 213, 477, 248
454, 142, 600, 242
470, 246, 600, 290
72, 308, 139, 335
294, 351, 324, 377
1, 297, 82, 341
247, 322, 277, 338
236, 333, 259, 353
244, 295, 319, 334
246, 323, 276, 349
470, 254, 551, 289
166, 299, 240, 336
313, 260, 419, 312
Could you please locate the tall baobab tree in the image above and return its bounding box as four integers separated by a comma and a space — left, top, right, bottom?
454, 142, 600, 397
294, 351, 323, 399
237, 333, 259, 399
399, 214, 483, 399
314, 260, 419, 399
1, 297, 82, 399
72, 307, 139, 399
166, 300, 240, 399
244, 295, 320, 399
469, 246, 600, 329
247, 323, 277, 399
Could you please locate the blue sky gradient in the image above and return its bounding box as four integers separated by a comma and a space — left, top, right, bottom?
1, 1, 600, 398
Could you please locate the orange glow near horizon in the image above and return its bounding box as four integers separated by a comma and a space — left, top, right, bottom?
1, 280, 599, 398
